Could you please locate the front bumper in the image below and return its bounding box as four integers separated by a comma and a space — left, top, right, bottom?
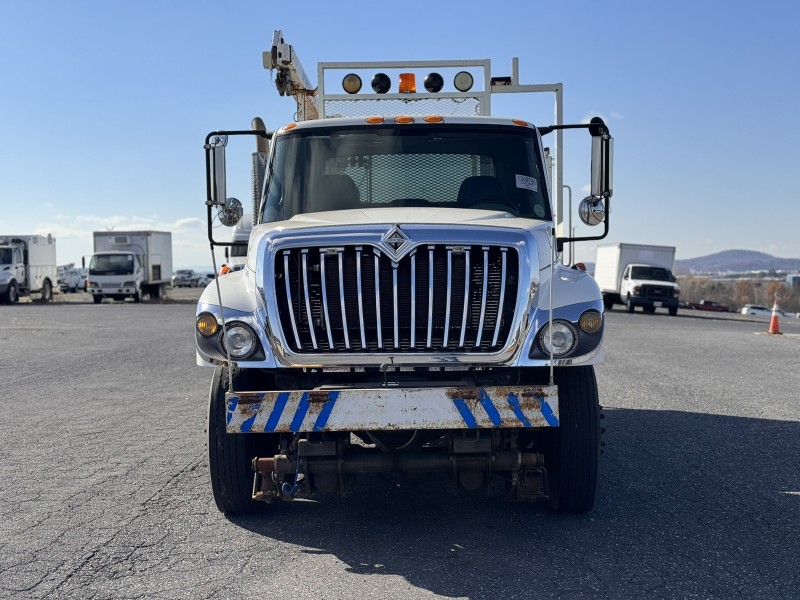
89, 287, 137, 295
226, 384, 559, 433
628, 296, 679, 309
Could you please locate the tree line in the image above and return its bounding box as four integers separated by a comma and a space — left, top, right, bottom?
678, 276, 800, 312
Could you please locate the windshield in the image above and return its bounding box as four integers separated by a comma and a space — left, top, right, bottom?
262, 124, 550, 222
230, 245, 248, 258
89, 253, 137, 276
0, 248, 11, 264
630, 266, 675, 282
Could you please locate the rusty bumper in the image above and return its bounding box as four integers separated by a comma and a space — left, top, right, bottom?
226, 385, 559, 433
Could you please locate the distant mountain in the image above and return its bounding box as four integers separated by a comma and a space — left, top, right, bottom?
675, 250, 800, 275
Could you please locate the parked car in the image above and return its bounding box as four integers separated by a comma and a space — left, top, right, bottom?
740, 304, 798, 318
171, 269, 197, 288
688, 300, 730, 312
191, 272, 216, 287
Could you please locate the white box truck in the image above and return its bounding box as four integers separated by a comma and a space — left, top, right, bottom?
594, 243, 680, 315
87, 231, 172, 303
0, 234, 57, 304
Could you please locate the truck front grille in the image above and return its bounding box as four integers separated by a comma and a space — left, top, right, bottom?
641, 285, 673, 299
274, 245, 519, 354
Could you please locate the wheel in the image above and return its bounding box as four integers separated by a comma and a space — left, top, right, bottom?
39, 280, 53, 304
133, 290, 142, 303
602, 295, 614, 310
545, 366, 600, 513
626, 298, 635, 313
668, 307, 678, 316
92, 295, 103, 304
2, 283, 19, 304
644, 306, 656, 314
208, 367, 278, 515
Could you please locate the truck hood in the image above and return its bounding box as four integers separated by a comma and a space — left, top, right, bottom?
630, 277, 680, 288
249, 207, 555, 268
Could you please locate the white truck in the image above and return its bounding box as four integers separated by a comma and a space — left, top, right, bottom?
87, 231, 173, 304
195, 31, 613, 515
0, 234, 57, 304
57, 263, 87, 293
593, 243, 680, 315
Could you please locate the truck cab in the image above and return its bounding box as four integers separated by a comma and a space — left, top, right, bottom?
195, 33, 614, 515
87, 251, 144, 303
621, 263, 680, 315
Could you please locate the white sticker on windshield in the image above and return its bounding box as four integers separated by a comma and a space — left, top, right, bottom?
516, 174, 538, 192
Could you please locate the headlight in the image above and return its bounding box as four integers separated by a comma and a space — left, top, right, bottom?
539, 320, 577, 356
222, 323, 258, 359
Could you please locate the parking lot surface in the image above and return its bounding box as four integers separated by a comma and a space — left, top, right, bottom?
1, 305, 798, 599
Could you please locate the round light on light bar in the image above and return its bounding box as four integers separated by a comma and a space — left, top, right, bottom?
579, 310, 602, 334
539, 320, 577, 356
342, 73, 362, 94
196, 312, 219, 337
424, 72, 444, 93
371, 72, 391, 94
223, 323, 257, 359
454, 71, 474, 92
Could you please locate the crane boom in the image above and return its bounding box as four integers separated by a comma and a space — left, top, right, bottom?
263, 30, 319, 121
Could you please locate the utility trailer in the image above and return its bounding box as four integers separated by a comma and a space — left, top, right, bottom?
195, 30, 614, 514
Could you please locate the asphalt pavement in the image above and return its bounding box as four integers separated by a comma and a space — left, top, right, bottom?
1, 304, 798, 599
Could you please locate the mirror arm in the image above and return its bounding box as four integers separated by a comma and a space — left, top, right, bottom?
556, 198, 610, 253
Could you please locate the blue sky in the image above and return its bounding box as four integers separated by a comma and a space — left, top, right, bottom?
2, 0, 799, 268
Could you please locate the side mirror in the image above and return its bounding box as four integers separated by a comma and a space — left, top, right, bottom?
208, 135, 228, 206
218, 197, 243, 227
589, 117, 614, 199
578, 196, 606, 226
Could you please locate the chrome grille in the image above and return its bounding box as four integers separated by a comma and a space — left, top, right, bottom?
275, 245, 519, 353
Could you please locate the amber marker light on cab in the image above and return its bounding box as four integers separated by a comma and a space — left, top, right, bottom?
364, 116, 385, 124
512, 119, 529, 127
281, 123, 297, 131
394, 116, 415, 124
423, 116, 444, 123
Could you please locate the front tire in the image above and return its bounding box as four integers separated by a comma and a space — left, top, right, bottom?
1, 282, 18, 304
208, 367, 272, 515
546, 366, 600, 513
626, 298, 635, 313
668, 307, 678, 316
92, 295, 103, 304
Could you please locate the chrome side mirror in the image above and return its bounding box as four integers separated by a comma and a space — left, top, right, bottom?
590, 117, 613, 200
579, 196, 606, 226
218, 197, 243, 227
208, 135, 228, 206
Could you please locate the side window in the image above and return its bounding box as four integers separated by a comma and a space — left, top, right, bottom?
13, 248, 22, 264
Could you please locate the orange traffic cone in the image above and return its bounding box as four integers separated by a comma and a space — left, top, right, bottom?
768, 302, 782, 335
